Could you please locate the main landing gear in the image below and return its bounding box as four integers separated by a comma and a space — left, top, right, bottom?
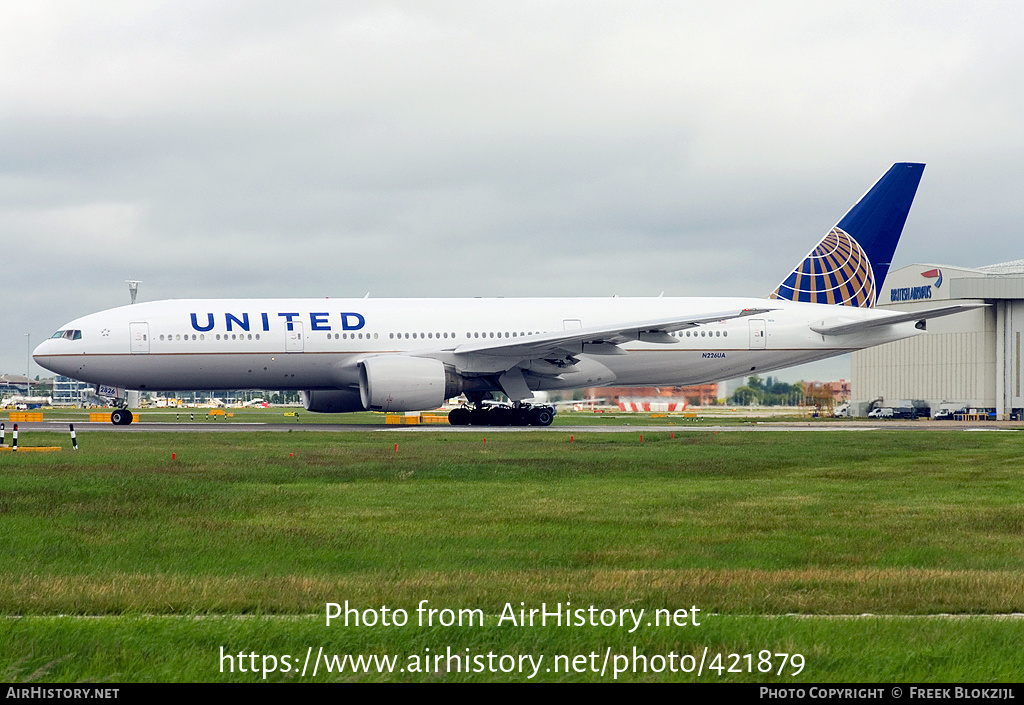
448, 402, 555, 427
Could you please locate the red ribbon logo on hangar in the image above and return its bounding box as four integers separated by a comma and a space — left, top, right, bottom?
921, 268, 942, 288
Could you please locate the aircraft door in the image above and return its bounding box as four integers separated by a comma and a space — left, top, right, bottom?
748, 319, 766, 349
130, 322, 150, 353
286, 321, 304, 352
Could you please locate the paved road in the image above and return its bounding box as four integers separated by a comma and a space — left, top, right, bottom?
9, 419, 1024, 434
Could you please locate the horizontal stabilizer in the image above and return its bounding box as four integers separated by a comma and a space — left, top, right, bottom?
810, 304, 986, 336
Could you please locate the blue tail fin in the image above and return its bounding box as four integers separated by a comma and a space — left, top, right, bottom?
771, 162, 925, 307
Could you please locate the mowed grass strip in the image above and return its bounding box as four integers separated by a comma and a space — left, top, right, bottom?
3, 614, 1024, 683
4, 569, 1024, 615
2, 430, 1024, 614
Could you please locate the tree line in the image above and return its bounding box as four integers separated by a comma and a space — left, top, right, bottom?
727, 375, 806, 406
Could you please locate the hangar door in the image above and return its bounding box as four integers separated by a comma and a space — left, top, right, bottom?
1011, 301, 1023, 411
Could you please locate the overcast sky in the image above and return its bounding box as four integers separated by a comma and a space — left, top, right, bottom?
3, 1, 1022, 383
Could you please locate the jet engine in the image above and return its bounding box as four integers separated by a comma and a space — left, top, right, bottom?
358, 356, 462, 412
301, 389, 364, 413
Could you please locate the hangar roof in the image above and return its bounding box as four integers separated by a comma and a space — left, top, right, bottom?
882, 261, 1024, 303
977, 260, 1024, 275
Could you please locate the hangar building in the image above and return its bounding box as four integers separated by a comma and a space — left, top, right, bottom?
851, 261, 1024, 419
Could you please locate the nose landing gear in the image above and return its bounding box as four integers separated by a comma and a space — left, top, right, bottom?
110, 409, 134, 425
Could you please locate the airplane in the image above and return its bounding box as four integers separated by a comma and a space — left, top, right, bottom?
33, 162, 980, 426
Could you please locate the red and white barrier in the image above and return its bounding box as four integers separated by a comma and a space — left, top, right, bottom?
617, 401, 687, 412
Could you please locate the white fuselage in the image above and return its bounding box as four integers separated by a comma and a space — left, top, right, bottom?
33, 296, 919, 395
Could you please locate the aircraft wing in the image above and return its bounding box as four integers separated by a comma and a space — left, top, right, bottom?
454, 307, 774, 358
810, 303, 986, 336
445, 306, 774, 401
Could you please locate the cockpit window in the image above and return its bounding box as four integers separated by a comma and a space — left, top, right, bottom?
51, 329, 82, 340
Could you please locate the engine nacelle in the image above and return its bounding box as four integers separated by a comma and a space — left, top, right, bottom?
300, 389, 365, 413
358, 356, 462, 412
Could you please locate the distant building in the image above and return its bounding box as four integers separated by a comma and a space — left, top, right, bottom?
852, 261, 1024, 418
53, 376, 94, 405
0, 374, 30, 395
585, 384, 719, 407
802, 379, 850, 402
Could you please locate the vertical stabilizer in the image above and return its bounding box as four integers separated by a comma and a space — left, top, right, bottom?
771, 162, 925, 307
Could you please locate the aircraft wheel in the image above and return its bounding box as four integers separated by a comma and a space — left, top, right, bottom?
488, 407, 512, 426
469, 408, 490, 425
511, 408, 532, 426
530, 407, 554, 426
111, 409, 134, 426
448, 408, 471, 426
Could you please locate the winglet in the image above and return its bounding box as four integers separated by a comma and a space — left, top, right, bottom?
771, 163, 925, 307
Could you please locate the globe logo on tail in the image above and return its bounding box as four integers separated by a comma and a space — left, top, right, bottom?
771, 227, 876, 307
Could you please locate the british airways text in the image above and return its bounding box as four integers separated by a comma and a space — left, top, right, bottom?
889, 286, 932, 302
190, 312, 366, 333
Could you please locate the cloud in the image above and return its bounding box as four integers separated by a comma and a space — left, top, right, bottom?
3, 1, 1024, 380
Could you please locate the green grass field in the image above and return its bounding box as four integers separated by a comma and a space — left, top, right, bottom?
25, 405, 834, 425
3, 427, 1024, 681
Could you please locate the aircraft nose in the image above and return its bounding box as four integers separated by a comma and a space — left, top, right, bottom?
33, 337, 66, 375
33, 338, 53, 360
